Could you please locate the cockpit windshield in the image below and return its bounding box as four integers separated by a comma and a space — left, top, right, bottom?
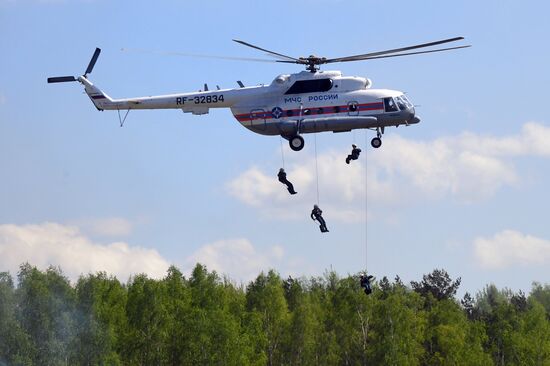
397, 95, 413, 109
384, 95, 413, 112
394, 96, 406, 110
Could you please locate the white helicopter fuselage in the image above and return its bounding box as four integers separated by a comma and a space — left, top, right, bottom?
229, 70, 418, 137
80, 69, 419, 150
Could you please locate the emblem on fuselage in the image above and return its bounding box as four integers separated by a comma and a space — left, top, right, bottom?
271, 107, 283, 119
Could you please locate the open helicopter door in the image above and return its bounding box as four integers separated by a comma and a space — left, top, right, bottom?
249, 109, 267, 132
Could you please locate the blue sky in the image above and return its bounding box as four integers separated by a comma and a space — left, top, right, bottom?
1, 0, 550, 296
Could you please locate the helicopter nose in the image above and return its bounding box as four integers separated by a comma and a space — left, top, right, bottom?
409, 108, 420, 124
409, 115, 421, 124
402, 106, 414, 120
407, 106, 420, 124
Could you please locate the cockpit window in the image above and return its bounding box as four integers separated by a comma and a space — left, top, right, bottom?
285, 79, 333, 95
395, 96, 408, 111
400, 95, 413, 108
384, 97, 398, 112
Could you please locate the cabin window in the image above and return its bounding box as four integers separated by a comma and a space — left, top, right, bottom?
348, 103, 358, 112
285, 79, 333, 94
317, 108, 324, 115
384, 97, 398, 112
286, 110, 294, 117
303, 109, 311, 115
333, 106, 341, 113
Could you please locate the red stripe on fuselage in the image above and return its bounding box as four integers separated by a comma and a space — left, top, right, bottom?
234, 102, 384, 122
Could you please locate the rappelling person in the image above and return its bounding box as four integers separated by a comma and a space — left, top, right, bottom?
346, 144, 362, 164
311, 204, 329, 233
278, 168, 297, 195
360, 273, 374, 295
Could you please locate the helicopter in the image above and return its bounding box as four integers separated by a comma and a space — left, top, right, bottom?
47, 37, 470, 151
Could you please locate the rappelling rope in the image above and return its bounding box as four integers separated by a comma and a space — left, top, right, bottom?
314, 133, 320, 205
279, 136, 285, 170
364, 130, 368, 270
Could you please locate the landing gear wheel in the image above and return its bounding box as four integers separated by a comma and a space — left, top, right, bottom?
289, 135, 305, 151
371, 137, 382, 149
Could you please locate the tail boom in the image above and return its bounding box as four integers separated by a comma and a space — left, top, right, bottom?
80, 76, 253, 113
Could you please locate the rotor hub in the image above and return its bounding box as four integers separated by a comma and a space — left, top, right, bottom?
299, 55, 328, 72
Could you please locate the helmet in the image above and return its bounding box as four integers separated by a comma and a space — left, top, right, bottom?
352, 144, 357, 148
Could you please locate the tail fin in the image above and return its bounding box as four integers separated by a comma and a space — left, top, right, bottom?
79, 77, 114, 111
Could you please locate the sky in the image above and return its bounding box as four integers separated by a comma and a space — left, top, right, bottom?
1, 0, 550, 297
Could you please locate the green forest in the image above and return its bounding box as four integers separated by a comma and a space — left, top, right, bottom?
1, 264, 550, 366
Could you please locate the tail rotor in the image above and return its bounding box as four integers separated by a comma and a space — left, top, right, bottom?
84, 48, 101, 77
47, 76, 77, 83
47, 47, 101, 84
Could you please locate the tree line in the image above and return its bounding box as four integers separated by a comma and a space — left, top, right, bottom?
1, 263, 550, 365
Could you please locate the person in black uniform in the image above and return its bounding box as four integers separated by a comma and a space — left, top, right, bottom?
277, 168, 297, 195
310, 204, 329, 232
360, 274, 374, 295
346, 144, 362, 164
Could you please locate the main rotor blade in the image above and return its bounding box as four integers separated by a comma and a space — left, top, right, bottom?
121, 48, 280, 63
47, 76, 77, 83
266, 53, 300, 61
326, 37, 466, 63
85, 48, 101, 76
325, 45, 471, 63
232, 39, 299, 62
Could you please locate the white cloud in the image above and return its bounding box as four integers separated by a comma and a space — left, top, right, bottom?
0, 223, 170, 282
75, 217, 134, 237
185, 238, 306, 283
450, 122, 550, 157
0, 222, 310, 284
226, 166, 291, 207
227, 148, 368, 223
228, 123, 550, 219
372, 135, 518, 203
474, 230, 550, 269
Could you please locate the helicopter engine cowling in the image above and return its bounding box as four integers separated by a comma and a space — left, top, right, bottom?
365, 78, 372, 89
